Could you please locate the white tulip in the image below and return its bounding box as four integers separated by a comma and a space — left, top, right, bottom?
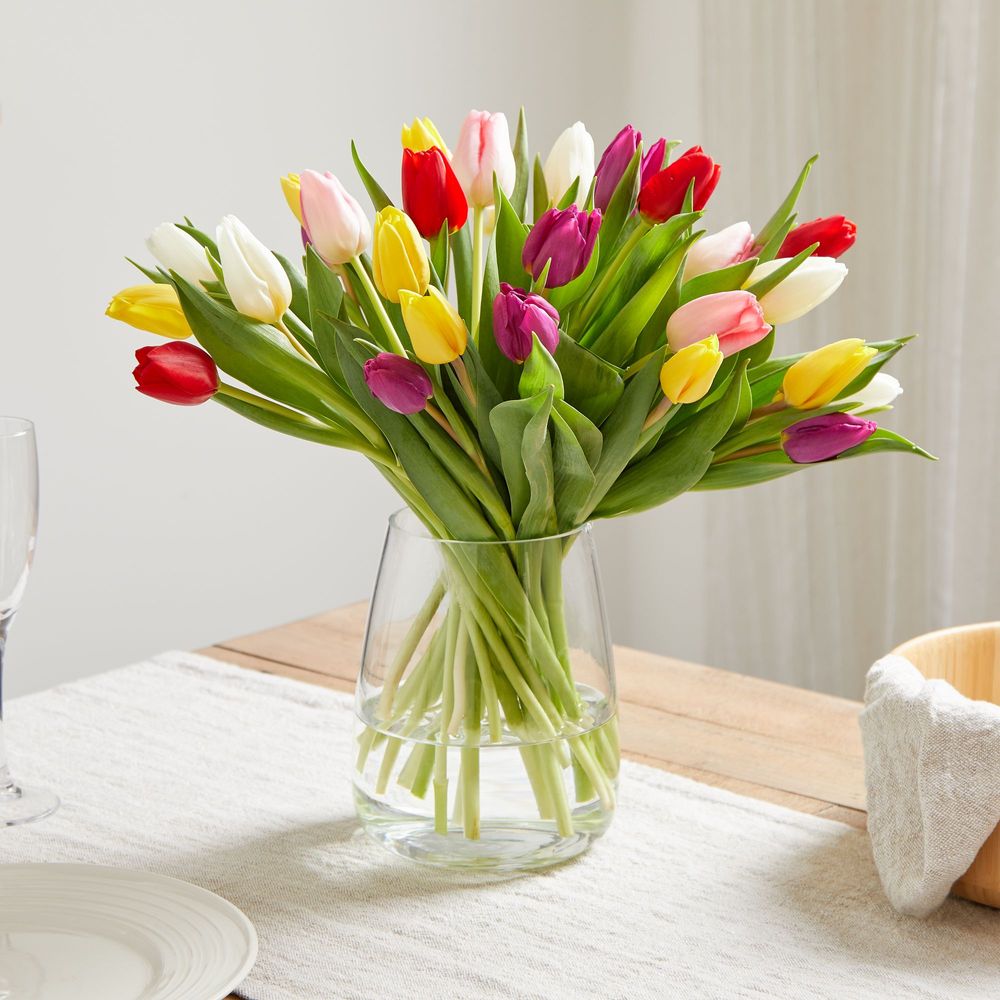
750, 256, 848, 325
837, 373, 902, 411
216, 215, 292, 324
684, 222, 755, 281
145, 223, 216, 283
543, 121, 595, 205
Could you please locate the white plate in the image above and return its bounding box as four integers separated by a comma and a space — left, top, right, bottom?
0, 863, 257, 1000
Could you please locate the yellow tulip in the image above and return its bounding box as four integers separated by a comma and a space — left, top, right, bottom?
401, 116, 450, 157
106, 284, 192, 340
399, 287, 468, 364
372, 207, 430, 304
660, 336, 724, 404
280, 173, 303, 224
783, 338, 877, 409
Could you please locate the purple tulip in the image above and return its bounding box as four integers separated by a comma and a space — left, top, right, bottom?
594, 125, 641, 213
522, 205, 602, 288
363, 352, 433, 415
640, 138, 668, 188
492, 283, 560, 363
781, 412, 876, 464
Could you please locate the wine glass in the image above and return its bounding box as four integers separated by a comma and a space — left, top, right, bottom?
0, 417, 58, 825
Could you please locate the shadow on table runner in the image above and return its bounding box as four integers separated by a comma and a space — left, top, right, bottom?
2, 651, 998, 1000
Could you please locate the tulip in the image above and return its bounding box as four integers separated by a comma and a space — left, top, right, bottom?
280, 173, 303, 224
453, 110, 515, 208
665, 291, 771, 357
778, 215, 856, 260
132, 341, 219, 405
216, 215, 292, 324
522, 205, 602, 288
660, 336, 724, 404
145, 223, 215, 284
683, 222, 755, 281
371, 207, 430, 304
399, 286, 468, 364
750, 256, 848, 325
299, 170, 371, 267
492, 283, 560, 363
837, 372, 903, 411
106, 283, 192, 340
401, 116, 450, 157
543, 121, 595, 205
594, 125, 641, 213
782, 338, 877, 409
781, 412, 876, 464
363, 352, 433, 414
638, 145, 721, 223
640, 138, 668, 187
401, 147, 468, 238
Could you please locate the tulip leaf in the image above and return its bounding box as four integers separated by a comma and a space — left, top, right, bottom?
511, 107, 530, 221
599, 145, 643, 258
842, 427, 935, 461
556, 178, 581, 211
519, 335, 564, 400
553, 398, 602, 469
274, 252, 310, 321
126, 257, 170, 284
754, 155, 818, 251
532, 155, 549, 223
429, 222, 450, 290
547, 234, 600, 312
694, 451, 798, 490
550, 407, 596, 531
554, 334, 624, 425
492, 182, 529, 288
305, 246, 346, 382
351, 140, 393, 212
681, 257, 759, 303
744, 329, 775, 369
449, 339, 503, 472
490, 390, 553, 529
756, 215, 797, 264
177, 222, 219, 259
213, 393, 356, 448
341, 258, 409, 353
730, 363, 754, 436
745, 243, 819, 300
518, 389, 557, 539
451, 223, 473, 327
476, 229, 520, 400
281, 309, 322, 365
835, 338, 909, 400
713, 403, 853, 459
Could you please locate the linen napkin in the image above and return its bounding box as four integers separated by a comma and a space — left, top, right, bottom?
860, 654, 1000, 917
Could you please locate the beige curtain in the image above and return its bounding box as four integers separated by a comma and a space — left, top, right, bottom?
602, 0, 1000, 697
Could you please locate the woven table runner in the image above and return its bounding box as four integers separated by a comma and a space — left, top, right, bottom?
1, 652, 998, 999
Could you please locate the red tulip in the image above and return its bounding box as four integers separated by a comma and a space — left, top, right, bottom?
637, 146, 720, 223
777, 215, 857, 259
401, 147, 468, 239
133, 342, 219, 405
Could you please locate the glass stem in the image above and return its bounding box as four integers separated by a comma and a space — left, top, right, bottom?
0, 622, 16, 794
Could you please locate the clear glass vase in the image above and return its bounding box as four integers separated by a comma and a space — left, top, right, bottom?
353, 510, 618, 872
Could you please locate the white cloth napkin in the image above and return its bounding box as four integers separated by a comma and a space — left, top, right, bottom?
860, 654, 1000, 917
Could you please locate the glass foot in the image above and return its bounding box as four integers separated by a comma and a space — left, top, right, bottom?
0, 783, 59, 826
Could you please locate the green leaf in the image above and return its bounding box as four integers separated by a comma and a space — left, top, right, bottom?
754, 155, 818, 251
550, 407, 596, 531
429, 221, 450, 290
476, 230, 520, 400
681, 257, 758, 303
305, 245, 346, 382
756, 215, 797, 264
351, 140, 393, 212
511, 107, 530, 221
744, 329, 775, 369
451, 223, 473, 327
275, 252, 310, 321
556, 177, 581, 210
176, 223, 219, 259
532, 155, 549, 223
744, 242, 818, 300
492, 182, 529, 287
554, 334, 624, 424
518, 389, 557, 538
126, 257, 169, 284
842, 427, 935, 461
714, 402, 852, 459
490, 391, 551, 527
454, 339, 504, 471
836, 339, 909, 400
598, 144, 643, 254
519, 335, 564, 400
213, 393, 355, 448
553, 398, 602, 468
694, 451, 798, 490
730, 363, 754, 436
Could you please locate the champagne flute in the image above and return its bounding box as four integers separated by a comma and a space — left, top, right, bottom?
0, 417, 58, 825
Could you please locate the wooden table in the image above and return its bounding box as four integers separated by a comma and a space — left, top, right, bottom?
200, 602, 867, 831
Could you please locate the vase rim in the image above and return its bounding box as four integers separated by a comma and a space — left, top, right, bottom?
387, 508, 593, 546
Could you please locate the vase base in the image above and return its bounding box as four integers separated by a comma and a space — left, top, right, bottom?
0, 783, 59, 827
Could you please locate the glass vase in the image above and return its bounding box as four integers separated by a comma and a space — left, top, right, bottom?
353, 510, 618, 872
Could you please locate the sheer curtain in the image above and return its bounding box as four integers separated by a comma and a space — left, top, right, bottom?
602, 0, 1000, 697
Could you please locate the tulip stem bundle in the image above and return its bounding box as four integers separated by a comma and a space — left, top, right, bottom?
109, 108, 930, 844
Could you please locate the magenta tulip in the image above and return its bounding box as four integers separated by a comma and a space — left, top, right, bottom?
594, 125, 640, 213
665, 291, 771, 357
640, 137, 667, 187
522, 205, 601, 288
492, 283, 560, 363
781, 412, 876, 463
363, 353, 433, 415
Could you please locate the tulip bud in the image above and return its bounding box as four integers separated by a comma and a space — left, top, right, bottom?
750, 256, 848, 325
543, 121, 595, 205
453, 110, 516, 208
781, 412, 876, 464
216, 215, 293, 324
401, 116, 450, 157
401, 147, 468, 239
522, 205, 601, 288
280, 173, 303, 224
665, 291, 771, 357
778, 215, 856, 260
399, 286, 469, 364
640, 138, 668, 187
492, 282, 560, 363
594, 125, 641, 213
299, 170, 371, 267
659, 336, 724, 404
782, 338, 877, 409
106, 283, 193, 340
145, 223, 215, 284
638, 145, 721, 223
683, 222, 755, 281
837, 372, 902, 411
372, 208, 430, 304
363, 352, 433, 414
132, 341, 219, 405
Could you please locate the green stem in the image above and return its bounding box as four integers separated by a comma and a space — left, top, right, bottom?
348, 257, 407, 355
470, 207, 484, 342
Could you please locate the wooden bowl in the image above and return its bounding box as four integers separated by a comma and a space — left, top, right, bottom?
892, 622, 1000, 907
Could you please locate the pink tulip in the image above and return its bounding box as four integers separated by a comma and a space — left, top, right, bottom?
683, 222, 756, 281
453, 110, 516, 208
299, 170, 371, 267
665, 291, 771, 357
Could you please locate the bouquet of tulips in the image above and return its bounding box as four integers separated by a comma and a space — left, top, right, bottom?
107, 109, 928, 843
